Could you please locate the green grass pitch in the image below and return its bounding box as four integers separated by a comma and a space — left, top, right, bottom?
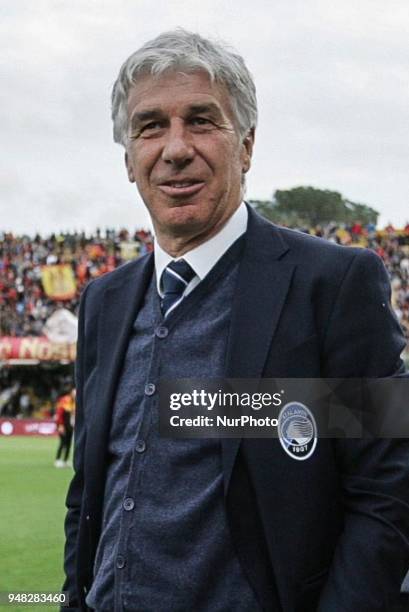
0, 437, 73, 611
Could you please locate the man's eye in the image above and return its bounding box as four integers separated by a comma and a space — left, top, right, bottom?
130, 122, 163, 140
191, 117, 212, 126
141, 121, 162, 132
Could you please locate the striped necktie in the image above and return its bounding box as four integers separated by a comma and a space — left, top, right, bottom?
160, 259, 196, 318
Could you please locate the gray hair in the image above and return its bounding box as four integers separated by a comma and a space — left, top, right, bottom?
111, 29, 257, 147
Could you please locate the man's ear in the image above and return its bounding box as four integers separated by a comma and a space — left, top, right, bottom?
125, 151, 135, 183
241, 127, 255, 174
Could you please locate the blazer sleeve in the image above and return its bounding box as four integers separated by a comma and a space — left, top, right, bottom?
318, 248, 409, 611
61, 282, 91, 611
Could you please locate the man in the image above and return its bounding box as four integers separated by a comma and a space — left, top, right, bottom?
54, 388, 75, 468
62, 30, 409, 611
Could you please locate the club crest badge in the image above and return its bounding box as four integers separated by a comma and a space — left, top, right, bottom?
278, 401, 317, 461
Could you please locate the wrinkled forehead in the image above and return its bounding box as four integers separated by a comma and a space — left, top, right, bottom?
126, 68, 237, 125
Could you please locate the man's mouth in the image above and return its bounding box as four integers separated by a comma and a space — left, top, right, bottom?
157, 179, 205, 198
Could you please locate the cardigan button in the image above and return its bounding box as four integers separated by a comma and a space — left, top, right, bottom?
155, 326, 169, 339
123, 497, 135, 511
145, 383, 156, 396
135, 439, 146, 453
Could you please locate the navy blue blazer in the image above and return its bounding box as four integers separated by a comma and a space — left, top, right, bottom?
62, 207, 409, 611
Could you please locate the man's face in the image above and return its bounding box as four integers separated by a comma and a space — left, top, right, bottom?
125, 70, 254, 246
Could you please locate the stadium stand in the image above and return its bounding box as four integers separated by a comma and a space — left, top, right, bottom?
0, 228, 153, 337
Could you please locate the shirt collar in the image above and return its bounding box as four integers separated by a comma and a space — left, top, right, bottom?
154, 202, 248, 294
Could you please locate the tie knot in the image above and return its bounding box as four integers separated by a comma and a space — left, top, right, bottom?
166, 259, 196, 285
160, 259, 196, 317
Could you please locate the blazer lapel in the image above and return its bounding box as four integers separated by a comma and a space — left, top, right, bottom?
221, 208, 295, 494
86, 254, 154, 490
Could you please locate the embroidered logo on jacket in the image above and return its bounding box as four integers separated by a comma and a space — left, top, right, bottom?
278, 401, 317, 460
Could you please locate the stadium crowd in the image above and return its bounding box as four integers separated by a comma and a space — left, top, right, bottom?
1, 220, 408, 343
0, 228, 153, 337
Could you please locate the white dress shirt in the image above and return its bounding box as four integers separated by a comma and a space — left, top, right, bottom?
155, 202, 248, 298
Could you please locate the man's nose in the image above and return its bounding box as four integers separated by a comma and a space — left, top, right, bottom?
161, 121, 194, 167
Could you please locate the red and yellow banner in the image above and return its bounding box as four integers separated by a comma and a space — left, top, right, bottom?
0, 337, 76, 362
41, 264, 77, 300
